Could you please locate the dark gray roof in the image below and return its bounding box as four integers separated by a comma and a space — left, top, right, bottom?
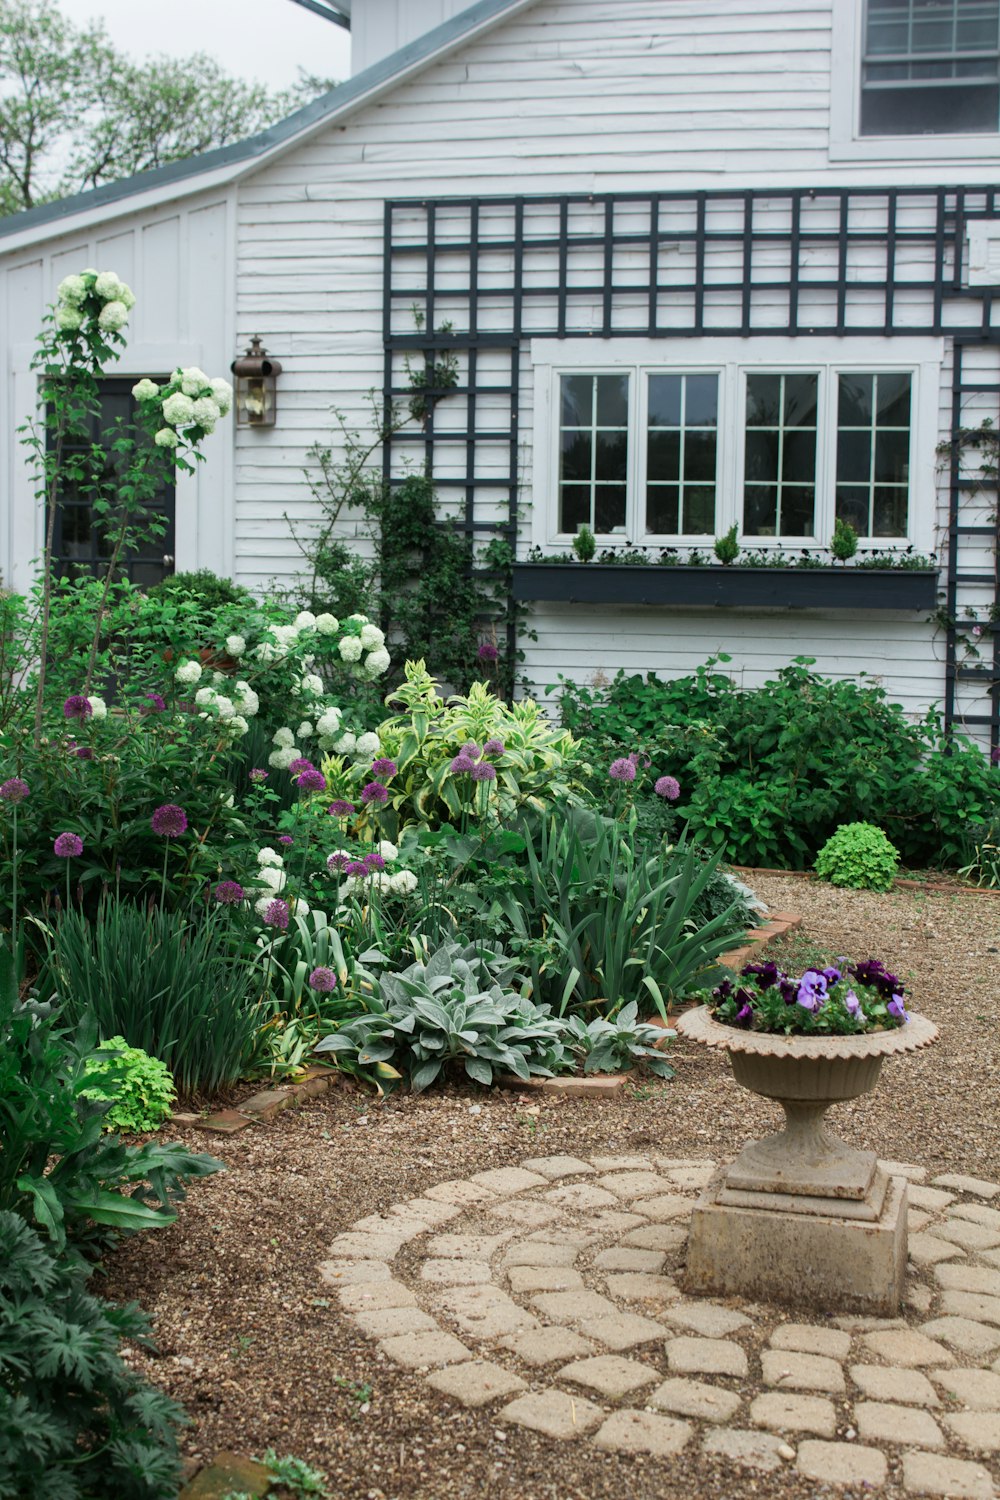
0, 0, 524, 242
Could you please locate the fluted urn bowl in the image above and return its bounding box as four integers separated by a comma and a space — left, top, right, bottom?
676, 1005, 938, 1207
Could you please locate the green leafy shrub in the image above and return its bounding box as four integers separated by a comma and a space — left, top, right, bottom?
38, 900, 262, 1096
814, 822, 900, 892
145, 568, 255, 614
0, 1210, 185, 1500
82, 1038, 175, 1134
0, 943, 221, 1256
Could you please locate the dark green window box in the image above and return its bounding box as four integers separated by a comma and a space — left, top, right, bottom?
511, 563, 939, 610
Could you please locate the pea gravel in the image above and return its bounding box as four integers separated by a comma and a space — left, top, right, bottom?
104, 877, 1000, 1500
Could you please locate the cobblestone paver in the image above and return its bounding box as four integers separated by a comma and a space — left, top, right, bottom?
319, 1154, 1000, 1495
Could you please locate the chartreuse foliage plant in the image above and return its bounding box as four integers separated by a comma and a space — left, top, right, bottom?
814, 822, 900, 892
0, 1210, 186, 1500
82, 1039, 175, 1134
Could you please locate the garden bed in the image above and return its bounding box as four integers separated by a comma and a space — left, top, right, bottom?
103, 876, 1000, 1500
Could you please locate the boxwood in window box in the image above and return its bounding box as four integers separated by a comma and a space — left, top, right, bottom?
510, 563, 939, 610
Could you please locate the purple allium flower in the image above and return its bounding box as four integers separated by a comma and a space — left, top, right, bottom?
296, 768, 327, 793
327, 851, 352, 873
460, 741, 481, 759
328, 800, 355, 817
609, 757, 636, 783
844, 988, 862, 1017
364, 851, 386, 872
214, 880, 245, 905
63, 695, 92, 721
143, 692, 167, 713
482, 738, 505, 758
309, 965, 337, 993
471, 761, 497, 781
53, 832, 83, 858
0, 777, 30, 804
477, 641, 499, 663
264, 898, 290, 930
75, 746, 94, 760
449, 754, 475, 776
371, 757, 397, 779
654, 775, 681, 801
279, 835, 294, 846
346, 860, 371, 878
360, 781, 388, 806
887, 994, 910, 1022
249, 768, 269, 784
151, 803, 188, 837
288, 757, 316, 776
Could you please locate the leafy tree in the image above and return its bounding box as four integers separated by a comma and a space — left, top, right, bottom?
0, 0, 335, 213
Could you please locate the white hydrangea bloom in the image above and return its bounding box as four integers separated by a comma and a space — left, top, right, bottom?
389, 870, 418, 896
118, 284, 137, 311
347, 613, 368, 625
179, 366, 209, 396
254, 641, 277, 663
162, 392, 195, 427
225, 634, 246, 658
356, 731, 380, 757
210, 378, 233, 414
378, 840, 398, 861
154, 429, 179, 448
315, 613, 339, 634
359, 623, 385, 651
55, 305, 83, 331
272, 726, 296, 747
131, 378, 159, 401
270, 624, 299, 652
87, 696, 107, 720
194, 686, 216, 706
257, 847, 284, 867
333, 731, 357, 755
294, 611, 317, 630
268, 745, 300, 770
57, 274, 87, 305
192, 396, 221, 428
225, 715, 249, 738
94, 271, 122, 300
98, 300, 129, 332
297, 721, 314, 739
339, 636, 363, 663
234, 682, 259, 717
301, 673, 324, 696
364, 648, 391, 679
255, 895, 274, 919
214, 696, 235, 719
316, 707, 342, 737
256, 866, 286, 893
174, 659, 203, 684
291, 898, 310, 918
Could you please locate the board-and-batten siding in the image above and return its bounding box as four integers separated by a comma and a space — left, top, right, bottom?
234, 0, 991, 726
0, 193, 236, 592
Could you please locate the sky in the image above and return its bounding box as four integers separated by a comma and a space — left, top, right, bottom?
58, 0, 353, 91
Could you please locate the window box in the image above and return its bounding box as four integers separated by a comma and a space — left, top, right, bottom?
511, 562, 939, 611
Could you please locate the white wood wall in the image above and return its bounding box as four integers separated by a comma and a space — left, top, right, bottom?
350, 0, 487, 75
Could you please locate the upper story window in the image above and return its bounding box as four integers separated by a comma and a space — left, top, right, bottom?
861, 0, 1000, 135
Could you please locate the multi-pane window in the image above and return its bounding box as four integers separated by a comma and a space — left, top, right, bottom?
835, 373, 912, 537
862, 0, 1000, 136
558, 373, 629, 534
743, 373, 819, 537
645, 374, 718, 535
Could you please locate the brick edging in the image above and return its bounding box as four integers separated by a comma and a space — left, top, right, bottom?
732, 865, 1000, 898
173, 1066, 336, 1136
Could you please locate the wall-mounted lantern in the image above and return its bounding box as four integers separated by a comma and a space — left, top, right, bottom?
231, 336, 282, 427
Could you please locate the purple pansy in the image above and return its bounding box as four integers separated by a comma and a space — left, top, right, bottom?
844, 989, 862, 1018
796, 970, 828, 1012
887, 994, 910, 1022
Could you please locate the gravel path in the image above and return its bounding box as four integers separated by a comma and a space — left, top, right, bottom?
105, 877, 1000, 1499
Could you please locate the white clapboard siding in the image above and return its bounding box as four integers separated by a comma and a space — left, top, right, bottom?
0, 192, 236, 591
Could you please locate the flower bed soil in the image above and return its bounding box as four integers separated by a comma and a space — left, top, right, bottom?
104, 875, 1000, 1500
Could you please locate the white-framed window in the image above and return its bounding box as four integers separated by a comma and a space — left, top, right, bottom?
831, 1, 1000, 159
530, 337, 942, 555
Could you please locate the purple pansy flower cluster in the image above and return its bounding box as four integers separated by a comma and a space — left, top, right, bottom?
711, 955, 911, 1036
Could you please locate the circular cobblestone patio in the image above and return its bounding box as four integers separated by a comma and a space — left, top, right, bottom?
318, 1154, 1000, 1498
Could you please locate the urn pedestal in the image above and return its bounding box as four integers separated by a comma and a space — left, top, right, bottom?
675, 1007, 938, 1314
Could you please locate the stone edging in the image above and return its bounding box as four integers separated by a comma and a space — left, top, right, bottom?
173, 1066, 336, 1136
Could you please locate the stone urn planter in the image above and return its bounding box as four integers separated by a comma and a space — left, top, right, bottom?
675, 1005, 938, 1313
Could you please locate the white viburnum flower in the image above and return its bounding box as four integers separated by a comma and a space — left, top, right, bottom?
174, 659, 202, 684
210, 378, 233, 414
162, 391, 195, 427
364, 648, 391, 679
378, 840, 398, 861
214, 696, 235, 719
294, 611, 317, 630
389, 870, 418, 897
297, 721, 314, 739
257, 847, 284, 867
98, 300, 129, 332
347, 613, 367, 625
316, 707, 342, 737
333, 731, 357, 755
86, 696, 107, 720
268, 745, 300, 770
355, 731, 380, 757
179, 366, 209, 396
192, 396, 221, 428
291, 898, 310, 918
154, 428, 179, 448
255, 895, 274, 919
225, 715, 249, 738
272, 726, 296, 747
118, 284, 136, 311
131, 378, 159, 401
256, 866, 286, 892
194, 686, 216, 706
254, 641, 277, 663
57, 274, 87, 305
315, 613, 339, 634
301, 673, 324, 696
234, 683, 259, 717
55, 305, 83, 331
359, 623, 385, 651
225, 634, 246, 658
270, 624, 299, 651
94, 271, 122, 300
339, 636, 363, 664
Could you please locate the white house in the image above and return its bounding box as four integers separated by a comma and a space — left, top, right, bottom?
1, 0, 999, 741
